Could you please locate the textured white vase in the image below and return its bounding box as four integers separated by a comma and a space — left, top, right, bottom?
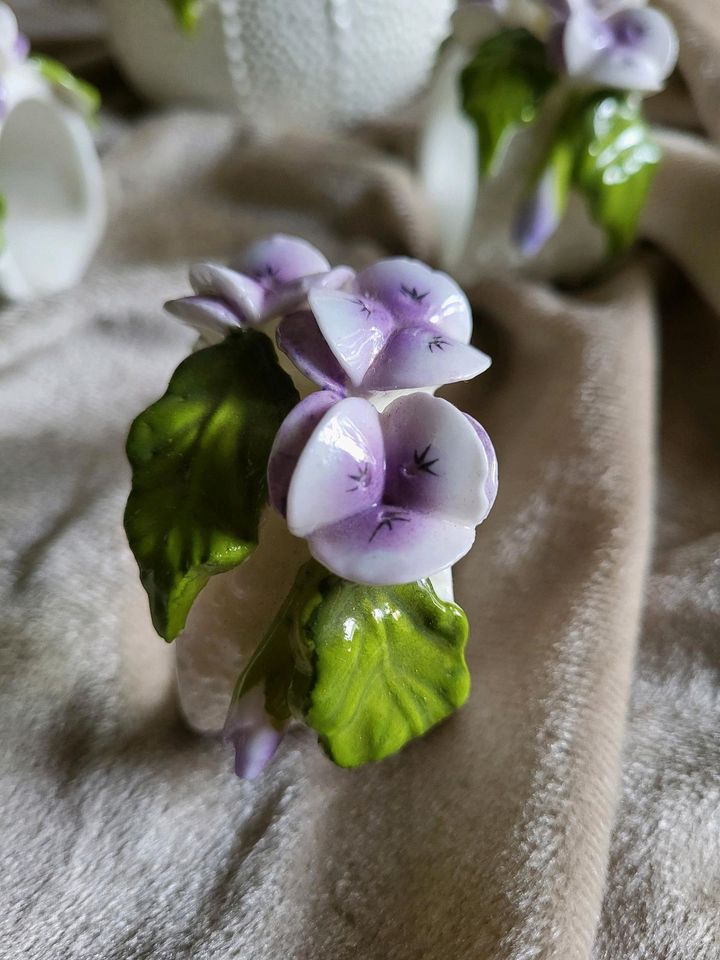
0, 65, 106, 301
101, 0, 454, 135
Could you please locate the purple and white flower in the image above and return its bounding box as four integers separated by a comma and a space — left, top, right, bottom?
561, 0, 678, 93
223, 686, 287, 781
268, 390, 498, 585
165, 234, 353, 342
277, 258, 491, 395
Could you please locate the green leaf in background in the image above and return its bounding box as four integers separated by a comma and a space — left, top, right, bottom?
124, 331, 300, 642
514, 92, 661, 257
30, 56, 100, 121
166, 0, 204, 32
294, 574, 471, 768
571, 93, 661, 255
460, 28, 556, 176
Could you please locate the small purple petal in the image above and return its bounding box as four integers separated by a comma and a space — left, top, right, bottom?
268, 390, 340, 518
382, 392, 493, 527
308, 288, 394, 388
14, 32, 30, 62
286, 397, 385, 538
164, 295, 243, 339
362, 326, 491, 391
309, 507, 476, 586
223, 687, 285, 781
235, 234, 331, 290
263, 264, 356, 321
276, 312, 348, 394
190, 263, 265, 326
465, 414, 499, 519
513, 167, 562, 258
354, 258, 473, 343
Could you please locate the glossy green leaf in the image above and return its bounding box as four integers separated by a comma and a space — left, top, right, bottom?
460, 28, 556, 176
0, 194, 6, 251
166, 0, 203, 32
571, 93, 661, 255
228, 562, 325, 728
124, 331, 299, 641
293, 575, 471, 768
31, 56, 100, 120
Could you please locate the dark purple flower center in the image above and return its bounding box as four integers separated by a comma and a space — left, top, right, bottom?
611, 13, 646, 48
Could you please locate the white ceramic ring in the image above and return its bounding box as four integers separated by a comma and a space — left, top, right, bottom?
0, 53, 105, 301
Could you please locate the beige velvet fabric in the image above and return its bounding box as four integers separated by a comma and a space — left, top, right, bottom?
2, 4, 719, 958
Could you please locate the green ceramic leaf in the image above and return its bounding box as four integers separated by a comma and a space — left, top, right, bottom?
460, 28, 556, 176
571, 93, 661, 255
294, 575, 471, 768
31, 56, 100, 120
228, 562, 325, 728
124, 331, 299, 642
166, 0, 203, 32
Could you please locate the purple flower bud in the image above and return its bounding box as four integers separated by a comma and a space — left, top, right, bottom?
223, 686, 286, 781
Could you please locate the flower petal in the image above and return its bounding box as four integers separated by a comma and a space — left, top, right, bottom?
264, 265, 356, 321
309, 507, 476, 585
163, 295, 243, 341
308, 288, 394, 388
223, 686, 284, 781
465, 414, 499, 519
563, 8, 612, 78
267, 390, 340, 518
236, 234, 331, 288
189, 263, 265, 325
362, 326, 491, 391
276, 311, 347, 393
382, 392, 494, 528
286, 397, 385, 538
354, 258, 473, 343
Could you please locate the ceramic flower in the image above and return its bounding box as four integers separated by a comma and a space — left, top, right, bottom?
165, 234, 354, 342
223, 687, 286, 780
277, 258, 491, 395
268, 390, 498, 585
0, 4, 28, 75
561, 0, 678, 93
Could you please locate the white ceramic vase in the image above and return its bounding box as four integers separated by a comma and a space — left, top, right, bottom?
101, 0, 454, 135
418, 38, 606, 285
0, 65, 105, 301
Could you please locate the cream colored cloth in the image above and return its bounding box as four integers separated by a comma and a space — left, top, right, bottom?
1, 4, 719, 959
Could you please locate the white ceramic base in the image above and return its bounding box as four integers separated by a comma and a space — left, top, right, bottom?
0, 70, 105, 301
418, 40, 606, 285
101, 0, 453, 135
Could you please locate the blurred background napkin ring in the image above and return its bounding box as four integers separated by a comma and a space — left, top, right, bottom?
0, 54, 105, 302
